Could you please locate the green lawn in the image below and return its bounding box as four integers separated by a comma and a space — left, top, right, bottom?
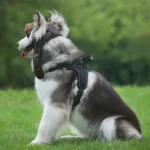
0, 86, 150, 150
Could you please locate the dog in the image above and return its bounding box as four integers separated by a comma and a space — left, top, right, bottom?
17, 10, 142, 145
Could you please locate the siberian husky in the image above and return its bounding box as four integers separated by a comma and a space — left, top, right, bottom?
17, 11, 142, 145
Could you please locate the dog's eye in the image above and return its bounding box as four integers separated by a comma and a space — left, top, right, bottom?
48, 19, 51, 22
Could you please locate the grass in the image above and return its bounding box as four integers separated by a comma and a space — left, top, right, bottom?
0, 86, 150, 150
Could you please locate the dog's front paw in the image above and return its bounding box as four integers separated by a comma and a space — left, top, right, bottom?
30, 138, 43, 145
30, 137, 52, 146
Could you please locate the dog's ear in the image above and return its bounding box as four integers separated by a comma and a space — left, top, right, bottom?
47, 9, 69, 37
29, 11, 47, 42
33, 11, 45, 26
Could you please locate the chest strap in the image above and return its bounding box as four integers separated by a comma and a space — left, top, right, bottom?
47, 56, 93, 110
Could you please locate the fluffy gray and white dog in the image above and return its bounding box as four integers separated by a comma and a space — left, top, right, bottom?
17, 11, 142, 145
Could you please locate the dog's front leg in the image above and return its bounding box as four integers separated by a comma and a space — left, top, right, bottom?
30, 104, 67, 145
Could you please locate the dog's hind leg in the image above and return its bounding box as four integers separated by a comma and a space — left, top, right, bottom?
99, 116, 118, 140
30, 103, 67, 145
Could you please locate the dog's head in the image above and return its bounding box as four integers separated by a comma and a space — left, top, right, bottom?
17, 10, 69, 59
17, 10, 86, 79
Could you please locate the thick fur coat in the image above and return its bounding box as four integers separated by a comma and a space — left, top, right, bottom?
17, 11, 142, 145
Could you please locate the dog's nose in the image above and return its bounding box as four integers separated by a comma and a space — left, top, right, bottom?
17, 43, 19, 46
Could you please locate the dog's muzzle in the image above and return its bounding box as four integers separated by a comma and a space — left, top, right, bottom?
19, 24, 33, 59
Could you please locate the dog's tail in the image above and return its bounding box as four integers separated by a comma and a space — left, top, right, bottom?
99, 116, 142, 140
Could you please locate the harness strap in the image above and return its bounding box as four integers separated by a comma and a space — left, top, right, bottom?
47, 56, 93, 110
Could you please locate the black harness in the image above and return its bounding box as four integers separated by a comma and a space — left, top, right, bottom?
26, 24, 93, 110
47, 56, 93, 110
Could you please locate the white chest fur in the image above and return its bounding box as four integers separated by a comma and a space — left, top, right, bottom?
35, 78, 60, 105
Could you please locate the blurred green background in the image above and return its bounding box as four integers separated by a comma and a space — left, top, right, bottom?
0, 0, 150, 88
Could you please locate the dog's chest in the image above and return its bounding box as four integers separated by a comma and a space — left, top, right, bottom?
35, 78, 59, 104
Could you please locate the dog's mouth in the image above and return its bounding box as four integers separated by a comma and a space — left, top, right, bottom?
20, 44, 33, 59
20, 23, 33, 59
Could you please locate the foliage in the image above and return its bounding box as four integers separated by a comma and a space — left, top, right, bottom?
0, 87, 150, 149
0, 0, 150, 87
